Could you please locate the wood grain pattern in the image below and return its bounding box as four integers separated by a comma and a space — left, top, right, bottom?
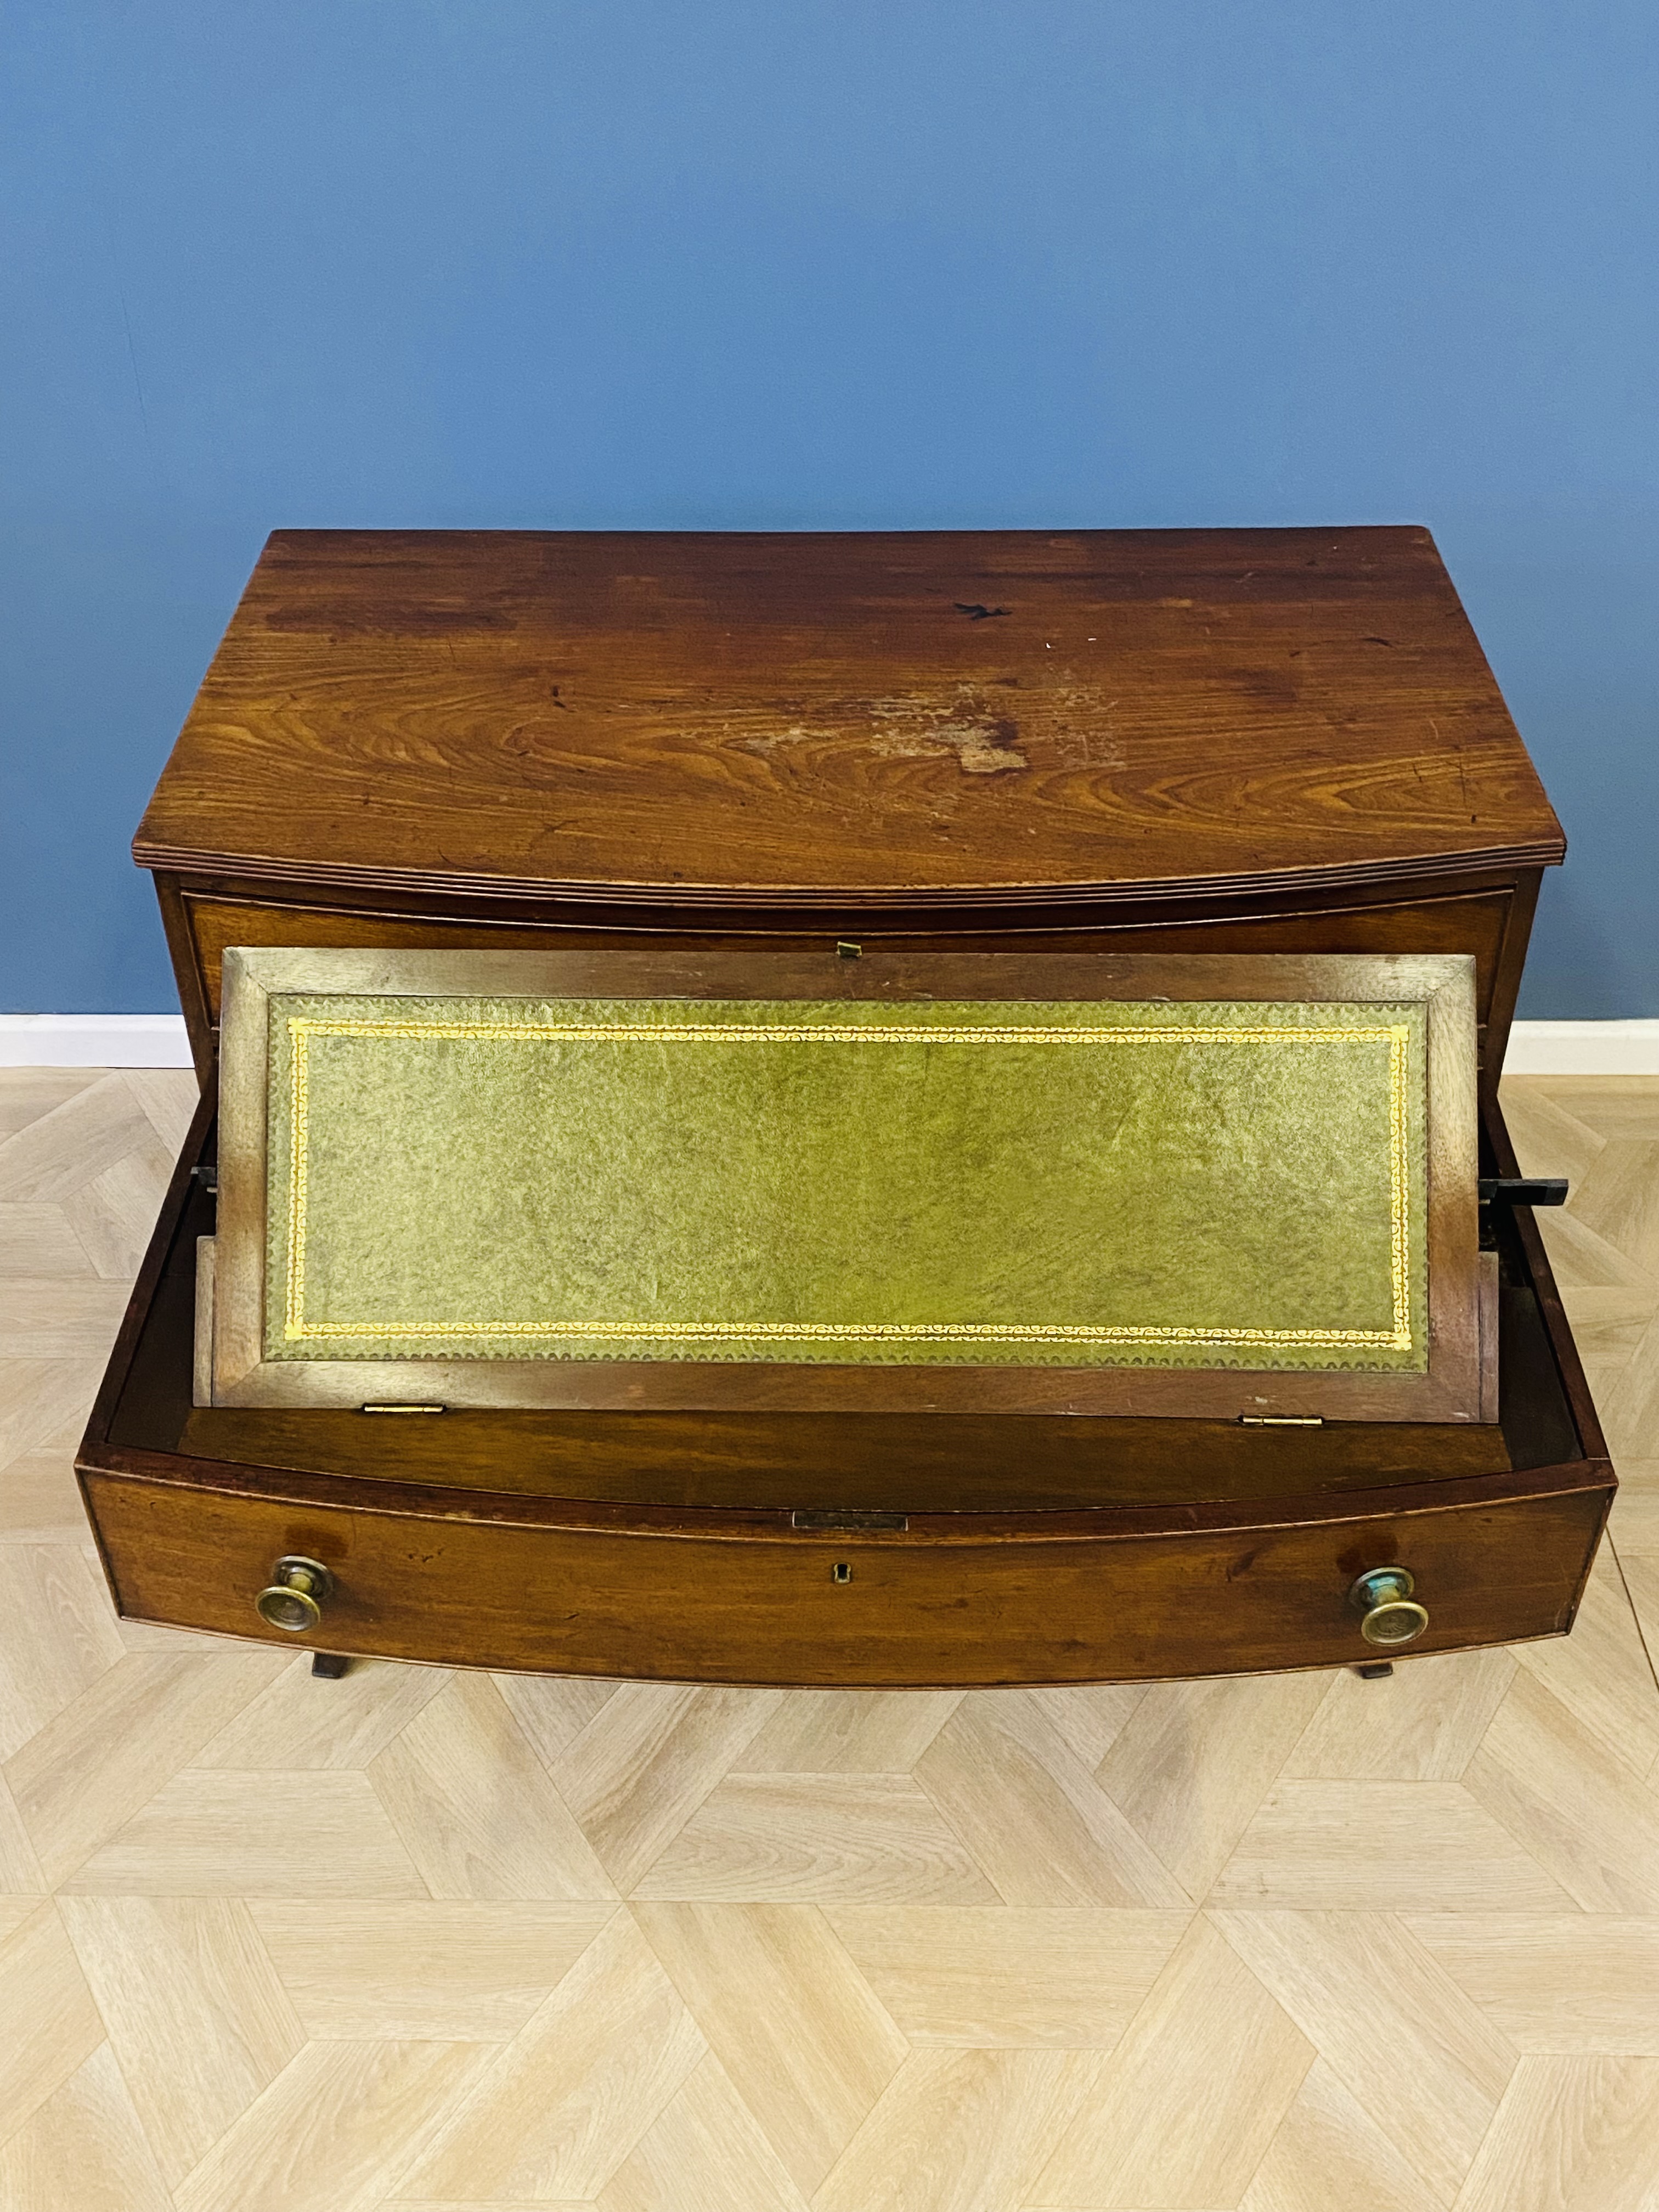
1408, 1916, 1659, 2054
631, 1901, 910, 2196
59, 1769, 427, 1900
170, 2038, 490, 2212
1453, 2056, 1659, 2212
1029, 1915, 1314, 2207
1238, 2057, 1440, 2212
58, 1898, 305, 2186
133, 529, 1564, 907
597, 2049, 813, 2212
913, 1694, 1190, 1906
169, 1399, 1516, 1514
552, 1683, 782, 1891
5, 1065, 1659, 2212
0, 2042, 173, 2212
0, 1901, 105, 2148
735, 1689, 964, 1773
1212, 1910, 1516, 2203
632, 1773, 1000, 1904
1209, 1774, 1581, 1911
132, 532, 1563, 1095
245, 1900, 616, 2040
1462, 1667, 1659, 1913
78, 1467, 1613, 1687
815, 2044, 1105, 2212
0, 1541, 128, 1760
1095, 1672, 1333, 1895
364, 1672, 616, 1900
397, 1911, 705, 2202
825, 1905, 1189, 2045
190, 1650, 449, 1771
6, 1646, 291, 1886
178, 878, 1521, 1029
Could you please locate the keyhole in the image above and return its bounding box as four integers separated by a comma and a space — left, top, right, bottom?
832, 1562, 853, 1584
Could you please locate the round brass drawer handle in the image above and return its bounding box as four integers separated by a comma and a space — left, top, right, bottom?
255, 1556, 334, 1634
1348, 1566, 1429, 1647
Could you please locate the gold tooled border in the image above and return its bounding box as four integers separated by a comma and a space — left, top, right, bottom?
281, 1015, 1415, 1353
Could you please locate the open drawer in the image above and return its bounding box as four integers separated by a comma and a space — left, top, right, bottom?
76, 1093, 1614, 1687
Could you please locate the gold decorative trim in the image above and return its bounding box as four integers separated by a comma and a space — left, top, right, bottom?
280, 1014, 1415, 1354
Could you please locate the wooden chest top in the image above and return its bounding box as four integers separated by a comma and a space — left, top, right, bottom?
134, 526, 1564, 911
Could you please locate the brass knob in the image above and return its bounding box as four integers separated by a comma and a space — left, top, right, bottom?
1348, 1566, 1429, 1647
256, 1556, 333, 1634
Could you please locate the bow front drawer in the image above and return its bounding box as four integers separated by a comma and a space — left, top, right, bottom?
82, 1470, 1605, 1686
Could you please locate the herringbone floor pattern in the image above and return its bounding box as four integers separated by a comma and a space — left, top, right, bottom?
2, 1066, 1657, 2212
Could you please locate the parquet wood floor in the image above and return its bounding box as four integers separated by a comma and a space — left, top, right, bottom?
1, 1068, 1656, 2211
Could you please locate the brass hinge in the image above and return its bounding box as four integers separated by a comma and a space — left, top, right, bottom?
1239, 1414, 1324, 1428
360, 1403, 447, 1415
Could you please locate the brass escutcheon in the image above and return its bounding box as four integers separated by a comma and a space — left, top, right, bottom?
1348, 1566, 1429, 1647
255, 1555, 333, 1634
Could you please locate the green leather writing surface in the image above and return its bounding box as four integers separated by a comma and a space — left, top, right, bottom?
263, 994, 1427, 1370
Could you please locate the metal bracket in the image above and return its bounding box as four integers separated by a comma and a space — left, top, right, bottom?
1478, 1177, 1567, 1207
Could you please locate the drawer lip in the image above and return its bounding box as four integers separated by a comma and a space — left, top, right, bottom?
77, 1442, 1613, 1549
164, 867, 1536, 1085
80, 1085, 1614, 1542
137, 845, 1566, 915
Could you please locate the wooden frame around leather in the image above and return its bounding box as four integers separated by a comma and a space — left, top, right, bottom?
207, 945, 1484, 1422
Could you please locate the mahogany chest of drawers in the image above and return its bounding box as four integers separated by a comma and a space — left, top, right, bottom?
78, 527, 1613, 1684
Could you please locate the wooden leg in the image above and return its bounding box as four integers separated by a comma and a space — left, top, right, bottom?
311, 1652, 349, 1679
1355, 1660, 1394, 1680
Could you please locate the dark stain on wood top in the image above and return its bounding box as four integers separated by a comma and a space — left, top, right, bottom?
134, 527, 1564, 909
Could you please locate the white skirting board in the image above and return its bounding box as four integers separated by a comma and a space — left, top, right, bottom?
0, 1015, 195, 1067
2, 1013, 1657, 1074
1504, 1021, 1659, 1075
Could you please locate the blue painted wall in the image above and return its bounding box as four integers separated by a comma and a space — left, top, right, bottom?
3, 2, 1654, 1015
